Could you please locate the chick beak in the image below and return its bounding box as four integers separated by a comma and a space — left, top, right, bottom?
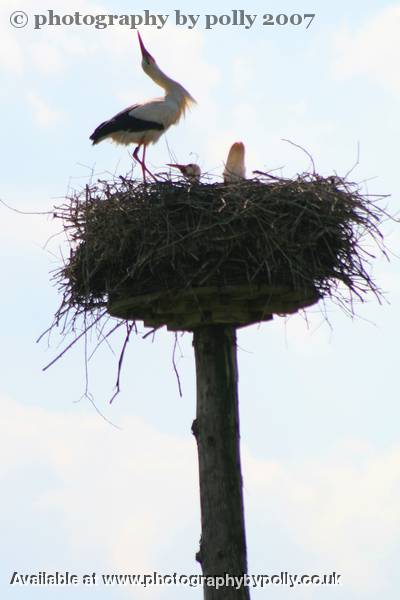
167, 163, 187, 175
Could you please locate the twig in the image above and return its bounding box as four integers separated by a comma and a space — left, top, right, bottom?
172, 333, 183, 398
42, 310, 107, 371
110, 322, 135, 404
281, 138, 316, 173
344, 141, 360, 180
0, 197, 53, 215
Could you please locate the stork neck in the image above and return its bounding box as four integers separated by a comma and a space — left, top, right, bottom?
154, 70, 181, 95
144, 63, 185, 99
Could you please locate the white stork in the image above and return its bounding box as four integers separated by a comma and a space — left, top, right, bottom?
90, 32, 196, 181
223, 142, 246, 183
167, 162, 202, 182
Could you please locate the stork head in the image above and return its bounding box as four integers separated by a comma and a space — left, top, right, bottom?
168, 163, 202, 182
137, 32, 156, 68
223, 142, 246, 183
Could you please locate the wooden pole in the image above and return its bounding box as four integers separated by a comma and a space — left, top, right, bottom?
192, 325, 250, 600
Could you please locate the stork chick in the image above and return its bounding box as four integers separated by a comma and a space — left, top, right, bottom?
223, 142, 246, 183
90, 32, 196, 182
167, 163, 202, 182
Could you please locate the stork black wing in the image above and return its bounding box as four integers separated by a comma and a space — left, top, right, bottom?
90, 105, 164, 144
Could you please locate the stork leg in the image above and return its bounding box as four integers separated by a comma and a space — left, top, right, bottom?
132, 145, 157, 183
141, 146, 147, 182
133, 145, 146, 183
141, 146, 157, 182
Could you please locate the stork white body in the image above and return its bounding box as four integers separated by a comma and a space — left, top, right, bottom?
90, 32, 195, 181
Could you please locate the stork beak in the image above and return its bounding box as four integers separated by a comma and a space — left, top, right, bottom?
137, 31, 154, 63
167, 163, 186, 172
230, 142, 245, 156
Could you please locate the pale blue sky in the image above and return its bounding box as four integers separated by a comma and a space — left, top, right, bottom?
1, 1, 399, 599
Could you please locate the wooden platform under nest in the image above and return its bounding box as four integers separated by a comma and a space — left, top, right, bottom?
108, 284, 320, 331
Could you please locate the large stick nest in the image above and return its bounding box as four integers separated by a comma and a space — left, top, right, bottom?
53, 172, 387, 329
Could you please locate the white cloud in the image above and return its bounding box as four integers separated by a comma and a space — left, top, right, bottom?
27, 91, 63, 126
0, 0, 108, 77
333, 5, 400, 93
30, 42, 64, 75
0, 192, 61, 251
0, 30, 24, 73
243, 439, 400, 594
0, 395, 199, 592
